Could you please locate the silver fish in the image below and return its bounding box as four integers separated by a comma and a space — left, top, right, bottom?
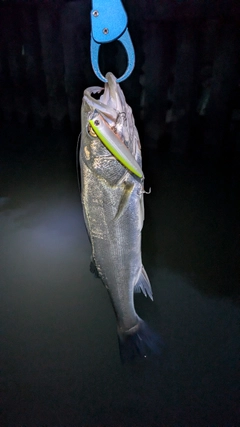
79, 72, 159, 361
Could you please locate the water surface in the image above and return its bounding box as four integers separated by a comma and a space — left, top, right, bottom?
0, 123, 239, 426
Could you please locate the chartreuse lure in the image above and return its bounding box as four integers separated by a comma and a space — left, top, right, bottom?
88, 113, 143, 178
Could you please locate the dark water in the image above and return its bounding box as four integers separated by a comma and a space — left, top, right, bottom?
0, 123, 239, 426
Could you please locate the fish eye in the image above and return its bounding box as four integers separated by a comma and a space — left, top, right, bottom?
87, 123, 97, 138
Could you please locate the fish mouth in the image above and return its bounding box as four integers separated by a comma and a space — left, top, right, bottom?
99, 72, 123, 111
83, 72, 125, 125
83, 72, 143, 179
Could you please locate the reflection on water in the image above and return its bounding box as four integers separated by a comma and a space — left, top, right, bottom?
0, 123, 239, 426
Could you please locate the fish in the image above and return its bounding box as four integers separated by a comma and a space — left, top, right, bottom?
78, 72, 160, 362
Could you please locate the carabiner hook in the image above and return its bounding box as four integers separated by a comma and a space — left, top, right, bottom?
90, 0, 135, 83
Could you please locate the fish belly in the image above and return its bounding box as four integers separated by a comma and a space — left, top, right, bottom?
80, 159, 142, 331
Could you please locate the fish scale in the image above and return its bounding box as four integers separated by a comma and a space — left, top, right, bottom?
79, 72, 158, 362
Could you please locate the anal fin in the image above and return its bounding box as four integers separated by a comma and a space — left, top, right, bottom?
134, 266, 153, 300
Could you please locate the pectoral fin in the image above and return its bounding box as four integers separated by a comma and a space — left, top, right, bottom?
114, 182, 134, 221
139, 193, 144, 230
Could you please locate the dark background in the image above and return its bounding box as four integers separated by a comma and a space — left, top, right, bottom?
0, 1, 240, 426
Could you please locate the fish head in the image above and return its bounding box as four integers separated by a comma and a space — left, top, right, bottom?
80, 73, 143, 185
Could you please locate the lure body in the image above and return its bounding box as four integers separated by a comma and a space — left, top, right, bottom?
89, 113, 143, 178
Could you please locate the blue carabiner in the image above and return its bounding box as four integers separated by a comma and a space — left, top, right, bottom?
90, 0, 135, 83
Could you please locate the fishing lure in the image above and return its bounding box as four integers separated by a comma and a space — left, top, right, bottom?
89, 112, 143, 178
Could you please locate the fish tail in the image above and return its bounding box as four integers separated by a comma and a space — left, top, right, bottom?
117, 320, 163, 364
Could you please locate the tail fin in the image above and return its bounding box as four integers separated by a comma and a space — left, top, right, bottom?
117, 320, 162, 364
